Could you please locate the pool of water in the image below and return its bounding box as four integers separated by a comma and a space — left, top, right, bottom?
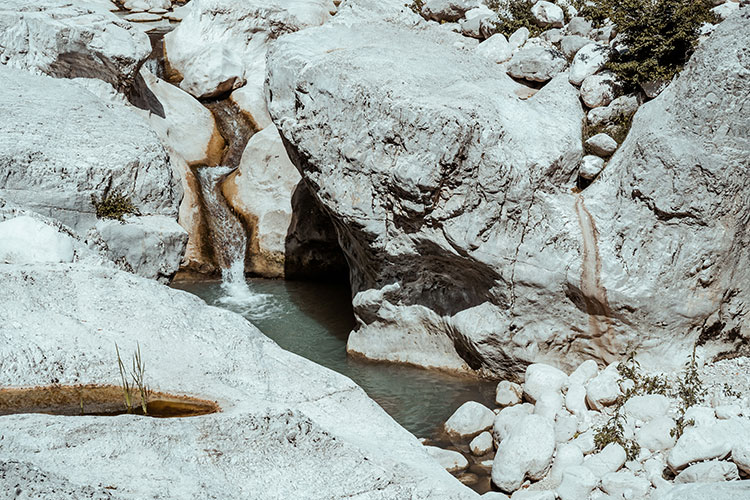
172, 277, 498, 440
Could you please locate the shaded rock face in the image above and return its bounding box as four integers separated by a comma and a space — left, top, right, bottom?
0, 0, 150, 91
268, 3, 750, 376
0, 66, 180, 235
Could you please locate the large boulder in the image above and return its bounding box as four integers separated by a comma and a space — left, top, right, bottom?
0, 65, 180, 235
0, 0, 150, 91
0, 262, 477, 499
267, 2, 750, 376
164, 0, 331, 99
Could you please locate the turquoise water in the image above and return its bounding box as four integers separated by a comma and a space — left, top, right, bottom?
172, 277, 497, 440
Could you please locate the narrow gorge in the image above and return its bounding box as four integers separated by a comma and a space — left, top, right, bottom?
0, 0, 749, 498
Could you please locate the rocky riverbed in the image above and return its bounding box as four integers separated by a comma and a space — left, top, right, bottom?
0, 0, 749, 498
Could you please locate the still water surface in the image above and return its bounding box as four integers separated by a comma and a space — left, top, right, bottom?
173, 277, 497, 440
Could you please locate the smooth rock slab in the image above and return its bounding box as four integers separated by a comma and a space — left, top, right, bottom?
0, 216, 75, 264
524, 363, 569, 403
674, 460, 739, 483
0, 263, 476, 500
0, 65, 180, 234
491, 414, 555, 492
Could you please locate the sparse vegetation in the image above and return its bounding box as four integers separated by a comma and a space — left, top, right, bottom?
406, 0, 424, 15
115, 342, 151, 415
583, 110, 634, 152
723, 382, 742, 399
91, 192, 139, 221
670, 347, 705, 439
486, 0, 543, 38
574, 0, 718, 92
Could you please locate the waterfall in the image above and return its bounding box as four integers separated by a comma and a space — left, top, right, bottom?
195, 166, 279, 319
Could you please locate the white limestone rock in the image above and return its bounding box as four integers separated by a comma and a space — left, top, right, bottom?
230, 83, 274, 131
652, 481, 750, 500
164, 0, 331, 98
422, 0, 479, 22
569, 360, 599, 387
222, 126, 302, 278
683, 406, 717, 428
87, 215, 188, 283
460, 5, 494, 38
125, 11, 162, 21
549, 442, 584, 484
508, 26, 530, 48
580, 71, 618, 108
569, 43, 610, 86
491, 414, 555, 492
557, 465, 598, 500
585, 133, 618, 157
535, 390, 564, 421
584, 443, 626, 478
531, 1, 564, 28
579, 155, 605, 180
493, 403, 535, 445
507, 45, 567, 82
622, 394, 670, 422
600, 470, 651, 498
424, 446, 470, 473
0, 65, 180, 235
587, 94, 639, 127
0, 263, 476, 499
138, 68, 224, 166
524, 363, 569, 403
586, 363, 620, 410
565, 383, 588, 417
571, 429, 596, 455
667, 425, 732, 471
509, 491, 555, 500
496, 380, 523, 407
636, 416, 677, 452
554, 413, 578, 443
470, 431, 495, 456
560, 34, 591, 59
445, 401, 496, 440
732, 440, 750, 475
476, 34, 513, 64
0, 216, 75, 264
715, 405, 742, 420
675, 460, 739, 484
0, 0, 150, 90
566, 16, 592, 37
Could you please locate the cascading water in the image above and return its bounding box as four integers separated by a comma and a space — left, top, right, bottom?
195, 166, 279, 320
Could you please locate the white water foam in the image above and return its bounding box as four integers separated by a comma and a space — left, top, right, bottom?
196, 166, 280, 320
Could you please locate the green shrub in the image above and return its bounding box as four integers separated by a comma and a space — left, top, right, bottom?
91, 192, 139, 221
486, 0, 543, 38
575, 0, 718, 92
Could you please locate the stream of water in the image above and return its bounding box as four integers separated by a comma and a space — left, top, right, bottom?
172, 277, 498, 440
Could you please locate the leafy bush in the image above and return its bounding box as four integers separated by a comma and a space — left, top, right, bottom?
91, 192, 139, 221
486, 0, 543, 38
575, 0, 718, 92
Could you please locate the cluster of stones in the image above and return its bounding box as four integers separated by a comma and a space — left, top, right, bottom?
416, 0, 737, 184
116, 0, 190, 27
428, 359, 750, 499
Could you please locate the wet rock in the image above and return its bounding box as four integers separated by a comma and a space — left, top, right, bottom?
579, 155, 605, 180
138, 68, 224, 166
0, 65, 180, 234
424, 446, 470, 473
585, 133, 618, 157
445, 401, 496, 440
470, 431, 495, 456
531, 1, 564, 28
164, 0, 330, 98
87, 215, 188, 283
0, 216, 75, 264
0, 0, 150, 91
507, 45, 568, 82
580, 71, 618, 108
476, 34, 513, 64
496, 380, 523, 407
222, 127, 301, 278
491, 414, 555, 492
569, 43, 610, 86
